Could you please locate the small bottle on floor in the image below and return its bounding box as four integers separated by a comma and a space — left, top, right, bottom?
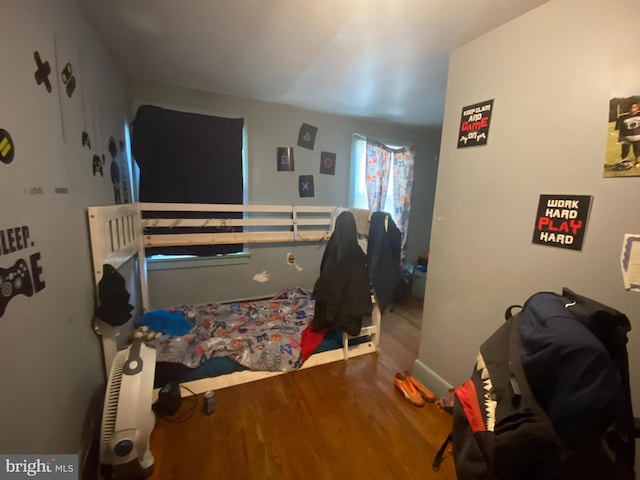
204, 390, 216, 415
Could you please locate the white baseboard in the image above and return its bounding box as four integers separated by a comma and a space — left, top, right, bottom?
411, 359, 453, 399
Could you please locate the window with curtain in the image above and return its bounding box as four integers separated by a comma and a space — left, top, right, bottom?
131, 104, 245, 258
350, 134, 415, 253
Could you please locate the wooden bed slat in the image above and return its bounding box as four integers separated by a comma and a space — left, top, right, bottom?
141, 218, 332, 228
139, 203, 335, 246
140, 202, 335, 214
144, 230, 331, 247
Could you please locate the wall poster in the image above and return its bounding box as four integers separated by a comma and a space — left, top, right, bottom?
277, 147, 295, 172
297, 123, 317, 150
298, 175, 314, 198
457, 99, 493, 148
320, 151, 336, 175
604, 91, 640, 177
532, 194, 592, 251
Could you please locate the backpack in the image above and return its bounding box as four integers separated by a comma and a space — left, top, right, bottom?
433, 288, 636, 479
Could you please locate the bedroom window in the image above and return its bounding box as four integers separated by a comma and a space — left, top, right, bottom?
131, 103, 248, 266
350, 134, 416, 251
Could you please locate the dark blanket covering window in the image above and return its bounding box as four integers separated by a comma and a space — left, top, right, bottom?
132, 105, 244, 256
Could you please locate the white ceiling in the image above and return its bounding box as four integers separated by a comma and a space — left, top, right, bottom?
77, 0, 549, 128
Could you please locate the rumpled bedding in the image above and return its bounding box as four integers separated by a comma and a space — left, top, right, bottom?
143, 287, 316, 372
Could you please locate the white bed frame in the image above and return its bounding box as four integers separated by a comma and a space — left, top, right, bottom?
88, 202, 381, 396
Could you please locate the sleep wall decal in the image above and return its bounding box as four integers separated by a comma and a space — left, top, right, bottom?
0, 225, 47, 318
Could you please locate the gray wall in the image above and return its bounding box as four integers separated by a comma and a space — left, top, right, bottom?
126, 80, 441, 307
0, 1, 130, 453
415, 0, 640, 469
0, 0, 440, 454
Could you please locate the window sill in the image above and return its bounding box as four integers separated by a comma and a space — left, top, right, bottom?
146, 252, 250, 271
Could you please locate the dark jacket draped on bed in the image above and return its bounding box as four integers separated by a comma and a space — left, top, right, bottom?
312, 211, 372, 336
367, 211, 402, 313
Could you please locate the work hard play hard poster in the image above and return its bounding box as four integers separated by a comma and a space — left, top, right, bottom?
457, 99, 494, 148
532, 194, 592, 251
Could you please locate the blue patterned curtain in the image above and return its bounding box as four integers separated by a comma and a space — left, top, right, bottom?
365, 139, 391, 211
392, 146, 415, 250
364, 139, 415, 255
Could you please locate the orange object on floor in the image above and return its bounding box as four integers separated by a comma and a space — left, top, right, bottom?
404, 371, 437, 402
394, 372, 425, 407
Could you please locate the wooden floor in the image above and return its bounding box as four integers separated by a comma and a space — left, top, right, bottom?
148, 297, 456, 479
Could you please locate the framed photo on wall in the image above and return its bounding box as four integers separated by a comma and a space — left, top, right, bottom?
604, 91, 640, 178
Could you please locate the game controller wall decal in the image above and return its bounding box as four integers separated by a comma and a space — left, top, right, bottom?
111, 160, 122, 204
120, 160, 130, 203
0, 225, 46, 318
33, 51, 52, 93
92, 154, 103, 177
106, 136, 131, 203
118, 138, 132, 203
108, 137, 117, 159
82, 131, 91, 149
60, 62, 76, 98
0, 129, 15, 165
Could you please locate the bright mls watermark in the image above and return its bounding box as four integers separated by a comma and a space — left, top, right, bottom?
0, 455, 77, 479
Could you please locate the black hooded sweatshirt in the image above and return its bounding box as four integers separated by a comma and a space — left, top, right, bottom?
312, 211, 372, 336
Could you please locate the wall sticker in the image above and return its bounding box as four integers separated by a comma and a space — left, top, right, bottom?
92, 154, 103, 177
33, 51, 52, 93
532, 194, 592, 251
60, 62, 76, 98
457, 99, 494, 148
82, 131, 91, 149
0, 129, 15, 165
80, 53, 97, 157
54, 38, 83, 145
108, 136, 118, 160
24, 187, 44, 195
0, 225, 46, 317
110, 160, 121, 204
120, 160, 130, 203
